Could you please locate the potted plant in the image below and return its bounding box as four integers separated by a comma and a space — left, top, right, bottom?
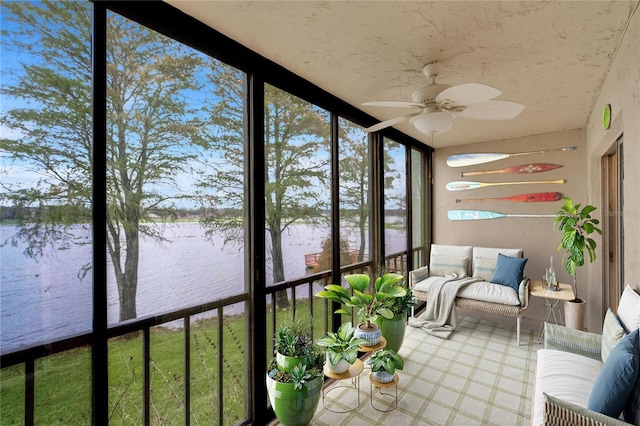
374, 286, 416, 353
316, 322, 368, 374
266, 316, 324, 426
273, 317, 316, 373
316, 272, 407, 346
554, 196, 602, 330
367, 349, 405, 383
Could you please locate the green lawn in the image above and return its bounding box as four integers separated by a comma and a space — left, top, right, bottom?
0, 297, 335, 425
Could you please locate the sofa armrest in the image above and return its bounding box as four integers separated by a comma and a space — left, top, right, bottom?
544, 323, 602, 361
543, 393, 631, 426
409, 265, 430, 287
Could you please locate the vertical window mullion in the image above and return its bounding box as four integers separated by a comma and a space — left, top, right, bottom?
91, 3, 109, 425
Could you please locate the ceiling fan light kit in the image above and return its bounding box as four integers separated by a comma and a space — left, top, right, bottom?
363, 61, 524, 136
410, 111, 453, 134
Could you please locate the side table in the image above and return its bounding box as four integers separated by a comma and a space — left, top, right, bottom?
322, 358, 364, 413
530, 280, 575, 343
369, 373, 399, 412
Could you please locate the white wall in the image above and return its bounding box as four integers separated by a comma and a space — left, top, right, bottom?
584, 3, 639, 332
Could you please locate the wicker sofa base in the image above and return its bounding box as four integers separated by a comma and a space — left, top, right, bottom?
412, 287, 528, 345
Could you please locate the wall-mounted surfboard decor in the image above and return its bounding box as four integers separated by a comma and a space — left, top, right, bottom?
446, 146, 576, 168
455, 192, 562, 203
460, 163, 561, 177
446, 179, 565, 192
448, 210, 556, 221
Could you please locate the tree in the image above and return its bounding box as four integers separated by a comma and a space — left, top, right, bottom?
1, 2, 209, 321
338, 120, 399, 263
338, 121, 370, 262
198, 74, 331, 309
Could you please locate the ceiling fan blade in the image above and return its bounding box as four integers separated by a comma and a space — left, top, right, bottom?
453, 100, 525, 120
436, 83, 502, 106
362, 101, 424, 109
365, 112, 421, 132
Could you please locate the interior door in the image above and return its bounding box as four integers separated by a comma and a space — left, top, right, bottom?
601, 136, 624, 313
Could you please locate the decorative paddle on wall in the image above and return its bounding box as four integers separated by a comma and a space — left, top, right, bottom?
460, 163, 561, 177
455, 192, 562, 203
448, 210, 556, 220
447, 146, 576, 168
446, 179, 565, 191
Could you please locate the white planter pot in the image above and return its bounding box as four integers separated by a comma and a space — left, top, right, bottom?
564, 299, 586, 330
372, 371, 394, 383
354, 323, 382, 346
325, 356, 350, 374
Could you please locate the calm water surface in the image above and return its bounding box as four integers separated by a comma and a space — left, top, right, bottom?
1, 222, 402, 353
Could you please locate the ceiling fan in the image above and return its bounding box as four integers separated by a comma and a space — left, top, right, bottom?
363, 62, 524, 135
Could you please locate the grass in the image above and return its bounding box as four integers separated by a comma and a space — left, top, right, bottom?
0, 296, 336, 425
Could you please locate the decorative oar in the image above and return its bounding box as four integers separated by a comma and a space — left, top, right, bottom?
448, 210, 556, 220
446, 179, 565, 191
447, 146, 577, 168
461, 163, 561, 177
455, 192, 563, 203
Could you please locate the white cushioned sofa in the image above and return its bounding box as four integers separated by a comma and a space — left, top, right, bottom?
409, 244, 530, 345
533, 285, 640, 426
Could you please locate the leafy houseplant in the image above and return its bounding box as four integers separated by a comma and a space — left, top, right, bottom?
316, 322, 368, 374
266, 316, 324, 426
374, 286, 416, 353
554, 197, 602, 330
554, 197, 603, 302
368, 349, 405, 383
316, 273, 407, 346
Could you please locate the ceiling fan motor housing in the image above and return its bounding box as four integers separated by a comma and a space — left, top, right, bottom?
411, 84, 451, 104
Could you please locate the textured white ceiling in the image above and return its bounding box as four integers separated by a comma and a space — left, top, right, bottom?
165, 1, 638, 148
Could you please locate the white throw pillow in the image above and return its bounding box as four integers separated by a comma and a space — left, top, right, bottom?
618, 285, 640, 333
429, 255, 468, 277
472, 256, 497, 281
601, 308, 627, 363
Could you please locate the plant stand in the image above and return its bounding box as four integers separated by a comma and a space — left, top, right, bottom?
322, 359, 364, 413
369, 373, 399, 412
358, 336, 386, 353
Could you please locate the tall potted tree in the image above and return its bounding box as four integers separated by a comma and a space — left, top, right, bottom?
374, 286, 416, 353
554, 197, 602, 330
316, 272, 406, 346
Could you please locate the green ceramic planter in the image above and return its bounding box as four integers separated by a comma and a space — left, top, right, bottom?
374, 313, 407, 353
276, 353, 305, 374
266, 374, 322, 426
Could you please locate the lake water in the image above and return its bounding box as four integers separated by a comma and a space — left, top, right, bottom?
1, 222, 405, 353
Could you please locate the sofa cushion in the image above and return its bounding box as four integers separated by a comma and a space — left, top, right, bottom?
602, 308, 627, 363
490, 253, 528, 292
472, 246, 523, 260
472, 256, 497, 281
533, 348, 603, 426
618, 285, 640, 333
457, 281, 521, 305
412, 276, 521, 306
430, 245, 473, 275
587, 329, 640, 418
429, 255, 468, 277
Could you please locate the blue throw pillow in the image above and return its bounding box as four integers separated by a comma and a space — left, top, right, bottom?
489, 253, 527, 291
588, 329, 640, 418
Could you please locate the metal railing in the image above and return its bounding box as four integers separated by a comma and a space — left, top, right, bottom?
0, 250, 411, 425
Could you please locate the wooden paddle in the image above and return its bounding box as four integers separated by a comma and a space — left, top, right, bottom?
455, 192, 563, 203
461, 163, 561, 177
448, 210, 556, 220
447, 146, 576, 168
446, 179, 565, 191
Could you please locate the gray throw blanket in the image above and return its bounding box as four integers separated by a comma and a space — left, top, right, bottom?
408, 274, 481, 339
